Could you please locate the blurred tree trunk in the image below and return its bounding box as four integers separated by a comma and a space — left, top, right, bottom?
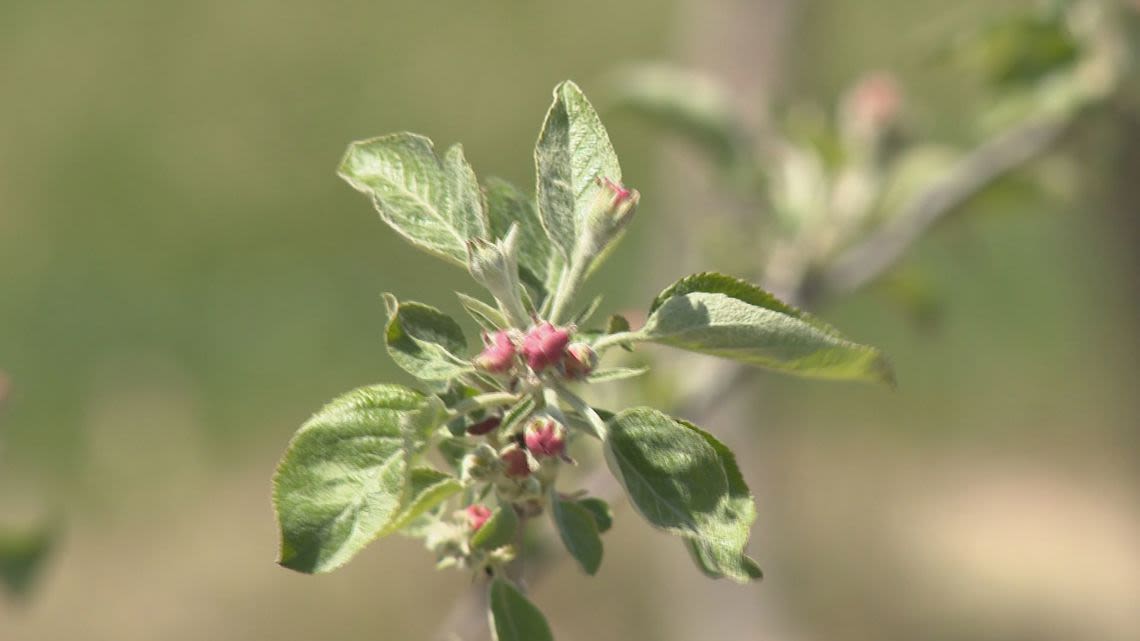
649, 2, 805, 641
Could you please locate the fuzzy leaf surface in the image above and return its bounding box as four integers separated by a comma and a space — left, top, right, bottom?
273, 384, 443, 573
640, 273, 894, 385
604, 407, 760, 582
339, 133, 488, 265
384, 294, 470, 381
535, 80, 621, 258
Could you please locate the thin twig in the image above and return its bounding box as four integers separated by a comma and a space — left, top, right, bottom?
820, 116, 1070, 298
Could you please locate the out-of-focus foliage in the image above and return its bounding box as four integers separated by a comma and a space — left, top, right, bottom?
0, 521, 56, 599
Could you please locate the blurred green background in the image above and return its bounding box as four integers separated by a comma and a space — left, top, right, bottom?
1, 1, 1137, 640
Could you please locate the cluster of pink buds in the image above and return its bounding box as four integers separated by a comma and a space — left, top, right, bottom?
465, 504, 492, 532
524, 419, 567, 459
520, 322, 572, 372
473, 330, 517, 374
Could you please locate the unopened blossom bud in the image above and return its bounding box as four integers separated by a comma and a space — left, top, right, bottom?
560, 342, 597, 379
466, 415, 501, 436
578, 176, 639, 254
465, 504, 492, 532
524, 419, 566, 458
474, 330, 516, 374
842, 71, 902, 142
499, 444, 532, 479
461, 443, 501, 483
521, 322, 572, 372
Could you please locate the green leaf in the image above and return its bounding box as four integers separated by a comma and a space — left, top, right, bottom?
551, 495, 603, 575
604, 407, 760, 582
384, 294, 471, 381
380, 468, 462, 536
535, 80, 622, 258
457, 291, 508, 331
471, 504, 519, 551
639, 273, 894, 385
485, 178, 558, 302
576, 497, 613, 533
585, 367, 649, 383
437, 436, 471, 471
273, 384, 444, 574
488, 578, 554, 641
339, 133, 488, 266
0, 521, 56, 598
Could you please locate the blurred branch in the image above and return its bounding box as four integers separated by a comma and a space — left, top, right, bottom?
819, 115, 1071, 298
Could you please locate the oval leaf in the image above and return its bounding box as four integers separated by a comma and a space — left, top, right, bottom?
273, 384, 442, 574
384, 294, 471, 381
535, 80, 621, 258
338, 133, 487, 265
551, 495, 603, 575
640, 273, 894, 385
489, 578, 554, 641
604, 407, 760, 582
575, 497, 613, 533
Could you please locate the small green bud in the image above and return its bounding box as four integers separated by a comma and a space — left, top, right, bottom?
461, 443, 501, 483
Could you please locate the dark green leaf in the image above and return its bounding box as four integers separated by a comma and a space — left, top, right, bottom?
576, 497, 613, 533
338, 133, 488, 265
551, 495, 603, 575
471, 505, 519, 551
384, 294, 471, 381
0, 521, 56, 598
273, 384, 444, 573
489, 578, 553, 641
604, 407, 760, 582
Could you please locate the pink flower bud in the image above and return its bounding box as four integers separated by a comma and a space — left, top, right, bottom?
524, 419, 566, 458
521, 322, 572, 372
843, 71, 902, 138
474, 330, 516, 374
466, 415, 501, 436
499, 444, 532, 478
560, 342, 597, 379
465, 504, 492, 531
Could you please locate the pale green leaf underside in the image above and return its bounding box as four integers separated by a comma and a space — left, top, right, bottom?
489, 578, 554, 641
535, 80, 622, 258
379, 468, 462, 537
273, 384, 442, 574
384, 294, 471, 381
484, 177, 558, 302
604, 407, 760, 582
338, 133, 487, 266
551, 495, 603, 575
586, 366, 649, 383
640, 274, 894, 385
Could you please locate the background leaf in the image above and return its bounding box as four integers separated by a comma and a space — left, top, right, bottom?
551, 495, 603, 575
489, 578, 554, 641
639, 273, 895, 385
338, 133, 488, 265
0, 521, 56, 598
535, 81, 622, 258
575, 498, 613, 533
383, 294, 471, 381
604, 407, 760, 582
273, 384, 443, 574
